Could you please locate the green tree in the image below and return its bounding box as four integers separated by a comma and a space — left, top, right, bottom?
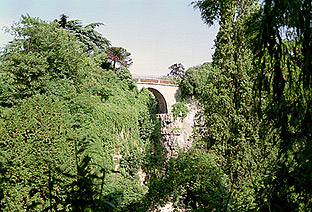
0, 95, 75, 211
247, 0, 312, 210
142, 148, 228, 211
57, 14, 110, 55
191, 0, 312, 210
105, 46, 133, 73
0, 14, 108, 211
189, 0, 278, 210
179, 62, 212, 97
0, 15, 161, 211
0, 15, 87, 106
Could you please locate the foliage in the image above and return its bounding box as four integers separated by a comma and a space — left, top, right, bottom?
3, 1, 310, 210
0, 15, 161, 211
191, 0, 226, 26
184, 63, 278, 210
57, 14, 110, 54
0, 95, 74, 211
1, 15, 87, 106
171, 101, 188, 121
144, 148, 228, 211
115, 67, 136, 90
167, 63, 185, 78
247, 0, 312, 210
105, 46, 133, 73
187, 0, 279, 211
179, 62, 212, 98
188, 0, 312, 211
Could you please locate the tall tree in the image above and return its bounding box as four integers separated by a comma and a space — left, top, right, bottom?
105, 46, 133, 73
0, 15, 87, 106
190, 0, 276, 210
248, 0, 312, 210
167, 63, 185, 78
0, 15, 160, 211
0, 15, 92, 211
57, 14, 110, 54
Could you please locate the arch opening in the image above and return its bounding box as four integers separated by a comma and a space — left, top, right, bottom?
147, 88, 168, 114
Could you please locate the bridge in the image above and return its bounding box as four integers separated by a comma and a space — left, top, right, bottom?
134, 75, 180, 114
134, 75, 195, 159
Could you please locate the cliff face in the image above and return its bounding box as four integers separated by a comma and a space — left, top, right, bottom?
158, 103, 198, 157
153, 104, 198, 212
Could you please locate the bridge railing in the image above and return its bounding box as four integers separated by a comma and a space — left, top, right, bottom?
132, 74, 161, 79
136, 78, 176, 85
132, 75, 176, 86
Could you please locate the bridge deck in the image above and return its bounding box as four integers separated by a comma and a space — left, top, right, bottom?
135, 78, 177, 86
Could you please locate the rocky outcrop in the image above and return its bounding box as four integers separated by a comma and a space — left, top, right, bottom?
158, 103, 197, 158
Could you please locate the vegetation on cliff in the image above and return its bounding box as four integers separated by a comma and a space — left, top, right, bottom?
0, 15, 162, 211
0, 0, 311, 210
173, 0, 311, 210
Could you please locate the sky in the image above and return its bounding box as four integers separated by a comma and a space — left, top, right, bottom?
0, 0, 219, 76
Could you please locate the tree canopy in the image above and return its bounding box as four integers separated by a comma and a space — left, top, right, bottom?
105, 46, 133, 73
0, 1, 311, 210
248, 0, 312, 210
57, 14, 110, 54
167, 63, 185, 78
172, 0, 312, 211
0, 15, 161, 211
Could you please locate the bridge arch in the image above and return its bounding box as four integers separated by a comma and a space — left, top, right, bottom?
147, 88, 168, 114
135, 77, 180, 114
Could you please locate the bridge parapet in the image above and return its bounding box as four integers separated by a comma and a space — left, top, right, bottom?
132, 74, 177, 87
135, 78, 176, 86
132, 74, 161, 79
134, 76, 180, 114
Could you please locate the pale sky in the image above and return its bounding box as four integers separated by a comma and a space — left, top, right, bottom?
0, 0, 218, 76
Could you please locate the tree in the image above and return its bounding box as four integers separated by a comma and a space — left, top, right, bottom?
57, 14, 111, 54
179, 62, 212, 97
247, 0, 312, 210
105, 46, 133, 73
0, 15, 87, 106
0, 15, 161, 211
191, 0, 312, 210
167, 63, 185, 78
190, 1, 276, 210
144, 149, 228, 211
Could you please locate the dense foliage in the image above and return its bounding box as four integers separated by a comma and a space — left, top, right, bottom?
171, 101, 189, 121
248, 0, 312, 210
167, 0, 311, 211
57, 14, 110, 55
1, 0, 311, 210
178, 1, 271, 210
0, 15, 161, 211
145, 148, 228, 211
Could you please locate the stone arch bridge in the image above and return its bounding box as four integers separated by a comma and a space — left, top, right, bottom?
134, 75, 195, 211
134, 75, 195, 159
134, 76, 180, 114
